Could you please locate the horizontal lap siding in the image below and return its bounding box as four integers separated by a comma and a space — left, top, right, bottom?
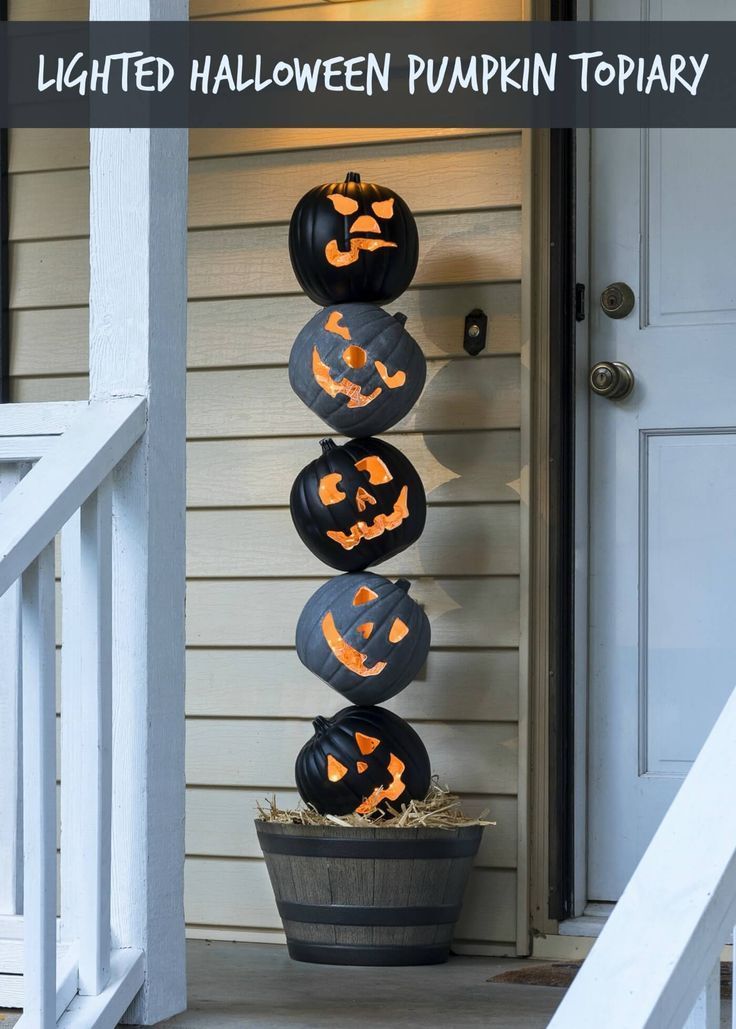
8, 0, 524, 953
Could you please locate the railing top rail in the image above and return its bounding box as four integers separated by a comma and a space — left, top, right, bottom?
0, 397, 147, 598
549, 684, 736, 1029
0, 402, 89, 438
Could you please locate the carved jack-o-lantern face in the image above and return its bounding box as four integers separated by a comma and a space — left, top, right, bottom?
290, 437, 426, 573
289, 172, 419, 307
295, 705, 431, 816
289, 303, 427, 438
295, 572, 431, 706
323, 192, 398, 269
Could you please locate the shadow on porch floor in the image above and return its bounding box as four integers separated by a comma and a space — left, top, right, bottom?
153, 940, 566, 1028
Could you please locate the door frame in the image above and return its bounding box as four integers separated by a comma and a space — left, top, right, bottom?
527, 0, 588, 936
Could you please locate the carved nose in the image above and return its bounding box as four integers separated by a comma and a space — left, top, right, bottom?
342, 344, 367, 369
351, 215, 381, 234
355, 487, 376, 512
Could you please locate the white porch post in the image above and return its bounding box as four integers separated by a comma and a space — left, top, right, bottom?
0, 466, 26, 917
88, 2, 188, 1024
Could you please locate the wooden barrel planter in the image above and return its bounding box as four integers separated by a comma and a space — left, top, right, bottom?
257, 820, 484, 966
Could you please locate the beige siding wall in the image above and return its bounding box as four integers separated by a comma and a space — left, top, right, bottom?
9, 0, 526, 953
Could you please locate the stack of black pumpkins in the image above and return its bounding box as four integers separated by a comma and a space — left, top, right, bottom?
288, 172, 434, 817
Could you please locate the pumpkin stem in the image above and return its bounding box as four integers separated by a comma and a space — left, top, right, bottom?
312, 715, 331, 736
395, 578, 411, 593
320, 438, 338, 454
393, 312, 408, 327
344, 171, 361, 183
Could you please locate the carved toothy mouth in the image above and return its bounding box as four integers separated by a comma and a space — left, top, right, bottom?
355, 753, 407, 814
326, 485, 409, 551
325, 237, 398, 268
312, 346, 381, 408
312, 347, 407, 409
321, 611, 387, 677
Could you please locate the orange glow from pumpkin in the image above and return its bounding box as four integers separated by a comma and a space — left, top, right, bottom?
325, 237, 397, 268
312, 347, 382, 408
355, 753, 407, 815
326, 485, 409, 551
375, 361, 406, 390
372, 198, 395, 220
324, 310, 352, 340
355, 487, 376, 513
350, 214, 381, 235
356, 622, 374, 640
353, 586, 378, 606
321, 612, 386, 678
355, 732, 381, 755
318, 473, 346, 506
357, 761, 369, 774
389, 617, 409, 643
342, 345, 367, 369
327, 754, 349, 782
355, 455, 393, 485
327, 193, 359, 216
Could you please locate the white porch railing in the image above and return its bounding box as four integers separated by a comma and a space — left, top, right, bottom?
549, 686, 736, 1028
0, 399, 151, 1026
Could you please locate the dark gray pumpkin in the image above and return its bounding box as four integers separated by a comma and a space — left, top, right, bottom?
295, 572, 431, 706
288, 303, 426, 438
295, 705, 432, 816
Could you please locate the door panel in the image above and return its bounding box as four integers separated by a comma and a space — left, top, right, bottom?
587, 0, 736, 903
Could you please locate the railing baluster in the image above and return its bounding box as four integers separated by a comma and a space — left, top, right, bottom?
684, 960, 720, 1028
78, 481, 113, 995
60, 482, 113, 998
0, 464, 27, 917
21, 542, 56, 1027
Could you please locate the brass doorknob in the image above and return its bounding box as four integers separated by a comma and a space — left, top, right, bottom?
589, 361, 635, 400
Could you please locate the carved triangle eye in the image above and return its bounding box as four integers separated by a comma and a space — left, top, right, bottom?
355, 455, 393, 485
353, 586, 378, 606
318, 473, 345, 506
327, 193, 359, 216
389, 617, 409, 643
355, 732, 381, 755
372, 198, 395, 219
327, 754, 348, 782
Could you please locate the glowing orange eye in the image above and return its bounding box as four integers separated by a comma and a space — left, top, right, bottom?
318, 473, 346, 506
389, 618, 409, 643
372, 198, 395, 219
355, 732, 380, 755
328, 193, 359, 216
353, 586, 378, 606
355, 455, 393, 485
327, 755, 348, 782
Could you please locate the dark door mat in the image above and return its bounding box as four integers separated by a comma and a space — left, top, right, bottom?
488, 962, 581, 988
489, 961, 732, 998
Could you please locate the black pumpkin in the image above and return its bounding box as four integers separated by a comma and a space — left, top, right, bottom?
295, 705, 431, 816
290, 437, 426, 573
289, 172, 419, 307
288, 303, 427, 438
295, 572, 430, 705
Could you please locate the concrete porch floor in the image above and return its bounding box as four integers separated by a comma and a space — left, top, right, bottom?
154, 941, 566, 1028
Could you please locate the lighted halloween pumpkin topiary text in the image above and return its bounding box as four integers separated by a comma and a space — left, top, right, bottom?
287, 172, 432, 818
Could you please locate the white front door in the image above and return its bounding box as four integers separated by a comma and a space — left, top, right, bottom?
586, 3, 736, 901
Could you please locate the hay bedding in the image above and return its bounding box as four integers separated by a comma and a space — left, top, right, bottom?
257, 779, 494, 830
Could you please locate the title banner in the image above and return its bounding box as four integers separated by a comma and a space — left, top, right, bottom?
2, 21, 736, 127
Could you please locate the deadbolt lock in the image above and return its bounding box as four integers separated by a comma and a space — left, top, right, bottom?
590, 361, 635, 400
600, 282, 635, 319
